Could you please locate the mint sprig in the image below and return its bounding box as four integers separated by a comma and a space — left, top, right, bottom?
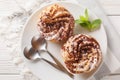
75, 9, 101, 31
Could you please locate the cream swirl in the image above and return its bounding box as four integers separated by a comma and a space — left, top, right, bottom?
37, 4, 74, 42
61, 34, 102, 74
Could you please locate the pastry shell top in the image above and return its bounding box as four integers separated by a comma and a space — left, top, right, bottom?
37, 4, 74, 43
61, 34, 102, 74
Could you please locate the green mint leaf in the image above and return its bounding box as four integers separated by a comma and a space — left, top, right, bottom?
85, 21, 92, 30
80, 21, 91, 29
80, 22, 88, 27
75, 19, 85, 24
85, 9, 89, 20
75, 9, 102, 32
91, 19, 101, 29
80, 16, 87, 21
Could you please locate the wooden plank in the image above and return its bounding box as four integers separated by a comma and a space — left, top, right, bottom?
0, 0, 120, 79
0, 0, 120, 16
0, 42, 20, 74
101, 75, 120, 80
0, 15, 120, 78
0, 0, 21, 16
99, 0, 120, 15
0, 75, 22, 80
108, 16, 120, 35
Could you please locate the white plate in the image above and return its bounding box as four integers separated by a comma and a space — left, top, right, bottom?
21, 1, 107, 80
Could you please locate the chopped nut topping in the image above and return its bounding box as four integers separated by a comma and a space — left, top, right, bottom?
37, 4, 74, 42
61, 34, 102, 74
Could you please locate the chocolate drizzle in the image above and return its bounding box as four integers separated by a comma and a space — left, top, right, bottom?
37, 4, 74, 42
61, 34, 102, 74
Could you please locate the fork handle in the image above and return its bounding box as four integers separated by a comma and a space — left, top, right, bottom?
46, 50, 73, 78
41, 58, 65, 72
106, 73, 120, 76
38, 50, 73, 78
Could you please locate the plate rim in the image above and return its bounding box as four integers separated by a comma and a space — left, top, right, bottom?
20, 1, 108, 79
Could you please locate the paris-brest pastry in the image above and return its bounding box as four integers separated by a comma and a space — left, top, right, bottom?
37, 4, 74, 42
61, 34, 102, 73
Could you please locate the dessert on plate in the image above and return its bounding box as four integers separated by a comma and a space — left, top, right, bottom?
61, 34, 102, 74
37, 4, 74, 43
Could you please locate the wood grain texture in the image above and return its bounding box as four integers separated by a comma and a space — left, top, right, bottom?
108, 16, 120, 34
99, 0, 120, 15
0, 42, 20, 74
0, 75, 21, 80
0, 0, 120, 80
101, 75, 120, 80
0, 0, 21, 16
0, 0, 120, 16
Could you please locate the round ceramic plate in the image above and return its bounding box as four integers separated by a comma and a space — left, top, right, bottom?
21, 1, 107, 80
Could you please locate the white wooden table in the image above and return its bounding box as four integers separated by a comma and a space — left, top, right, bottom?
0, 0, 120, 80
